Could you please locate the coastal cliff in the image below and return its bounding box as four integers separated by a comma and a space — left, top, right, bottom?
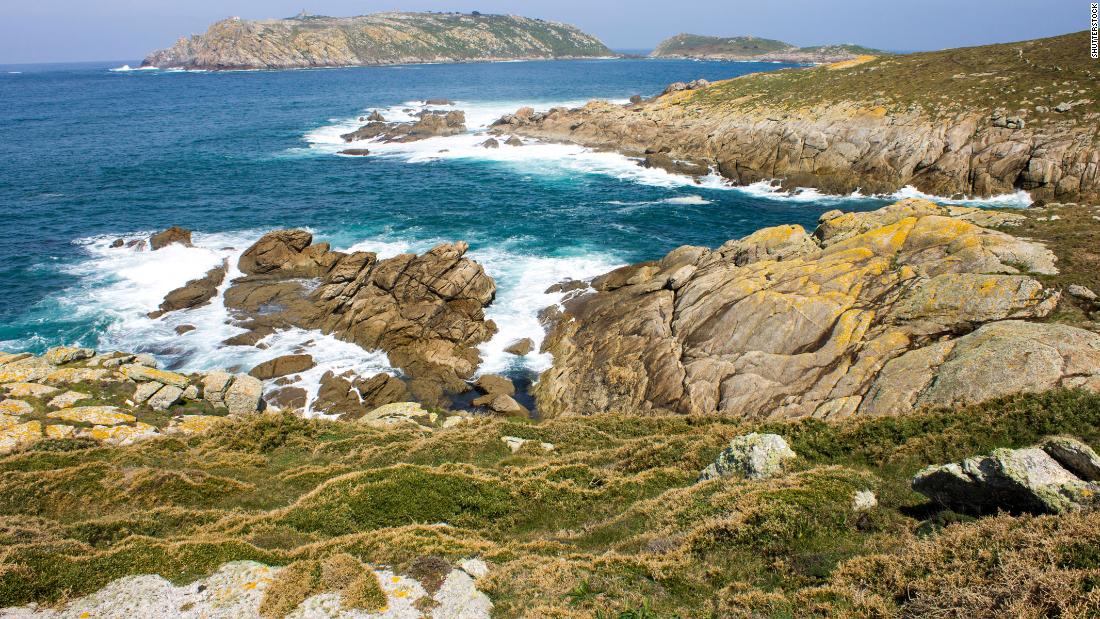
497, 32, 1100, 203
142, 12, 613, 70
652, 33, 888, 63
534, 198, 1100, 420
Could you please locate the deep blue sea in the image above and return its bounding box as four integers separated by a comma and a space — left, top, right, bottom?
0, 58, 1027, 405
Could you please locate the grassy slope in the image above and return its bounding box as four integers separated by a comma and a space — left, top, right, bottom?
2, 389, 1100, 617
687, 31, 1099, 127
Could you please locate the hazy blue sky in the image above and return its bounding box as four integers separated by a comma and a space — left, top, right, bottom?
0, 0, 1087, 64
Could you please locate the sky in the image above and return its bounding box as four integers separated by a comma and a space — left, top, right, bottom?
0, 0, 1088, 64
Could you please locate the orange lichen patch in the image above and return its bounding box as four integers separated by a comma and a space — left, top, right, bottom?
0, 366, 47, 384
45, 424, 77, 439
0, 421, 42, 454
79, 422, 158, 446
48, 406, 135, 426
121, 364, 190, 388
0, 413, 22, 429
0, 399, 33, 416
167, 415, 227, 436
826, 54, 877, 70
3, 382, 59, 398
43, 367, 111, 385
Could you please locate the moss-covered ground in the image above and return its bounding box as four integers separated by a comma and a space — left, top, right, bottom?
1, 389, 1099, 617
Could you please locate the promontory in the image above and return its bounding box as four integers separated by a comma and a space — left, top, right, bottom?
141, 11, 614, 71
496, 31, 1100, 203
651, 33, 888, 63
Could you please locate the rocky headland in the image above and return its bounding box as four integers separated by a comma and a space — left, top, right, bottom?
534, 198, 1100, 419
495, 31, 1100, 203
651, 33, 889, 64
142, 12, 613, 71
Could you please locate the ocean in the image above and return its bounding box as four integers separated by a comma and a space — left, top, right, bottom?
0, 58, 1030, 410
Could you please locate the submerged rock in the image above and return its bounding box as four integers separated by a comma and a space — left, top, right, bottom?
912, 437, 1100, 515
699, 433, 797, 481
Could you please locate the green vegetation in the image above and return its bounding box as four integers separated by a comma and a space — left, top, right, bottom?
686, 31, 1099, 127
2, 388, 1099, 616
653, 34, 795, 58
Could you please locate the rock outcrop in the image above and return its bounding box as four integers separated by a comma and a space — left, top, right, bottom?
0, 558, 493, 619
497, 32, 1100, 203
149, 226, 191, 250
150, 260, 227, 318
142, 12, 613, 71
699, 433, 797, 481
913, 437, 1100, 514
0, 347, 264, 454
223, 230, 497, 406
341, 110, 467, 143
534, 199, 1100, 420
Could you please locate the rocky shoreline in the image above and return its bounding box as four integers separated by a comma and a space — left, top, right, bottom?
493, 32, 1100, 203
2, 196, 1100, 617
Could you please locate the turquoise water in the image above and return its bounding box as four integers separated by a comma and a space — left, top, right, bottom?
0, 58, 1017, 399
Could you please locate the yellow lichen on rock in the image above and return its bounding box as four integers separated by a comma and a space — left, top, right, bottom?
43, 367, 111, 385
0, 399, 33, 416
45, 424, 76, 439
121, 364, 190, 388
48, 406, 136, 426
167, 415, 226, 436
79, 422, 159, 446
0, 421, 42, 454
3, 383, 59, 398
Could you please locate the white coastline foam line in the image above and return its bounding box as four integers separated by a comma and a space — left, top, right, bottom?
109, 65, 160, 73
467, 245, 624, 378
63, 231, 400, 417
890, 185, 1033, 208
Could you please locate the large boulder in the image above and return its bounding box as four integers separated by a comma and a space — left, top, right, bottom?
533, 199, 1095, 420
223, 374, 264, 415
151, 261, 227, 318
699, 433, 797, 481
912, 437, 1100, 515
248, 354, 314, 380
313, 371, 409, 419
150, 226, 192, 250
237, 230, 338, 277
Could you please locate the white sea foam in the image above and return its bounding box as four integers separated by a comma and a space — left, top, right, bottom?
298, 97, 736, 190
62, 231, 398, 416
890, 185, 1032, 208
110, 65, 159, 73
466, 246, 623, 378
606, 195, 713, 213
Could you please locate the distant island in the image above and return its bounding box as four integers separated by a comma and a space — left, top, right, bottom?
651, 33, 890, 63
142, 11, 614, 70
